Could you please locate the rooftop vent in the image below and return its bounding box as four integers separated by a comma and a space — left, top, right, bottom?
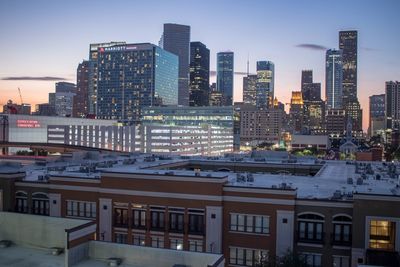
165, 171, 174, 175
50, 247, 64, 255
356, 177, 363, 185
332, 190, 342, 199
107, 257, 122, 267
246, 173, 254, 182
236, 173, 245, 183
347, 177, 353, 184
0, 240, 11, 248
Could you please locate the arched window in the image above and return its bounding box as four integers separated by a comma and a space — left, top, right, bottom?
297, 213, 324, 243
32, 192, 49, 216
332, 214, 352, 246
15, 191, 28, 213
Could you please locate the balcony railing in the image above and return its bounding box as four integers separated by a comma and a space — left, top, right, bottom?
296, 231, 325, 244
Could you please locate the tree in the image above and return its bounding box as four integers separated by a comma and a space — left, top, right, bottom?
256, 250, 309, 267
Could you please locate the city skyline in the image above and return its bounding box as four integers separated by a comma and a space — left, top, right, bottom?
1, 0, 400, 131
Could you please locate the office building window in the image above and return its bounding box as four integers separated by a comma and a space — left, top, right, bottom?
151, 236, 164, 248
298, 213, 324, 243
333, 256, 349, 267
114, 208, 128, 227
169, 212, 184, 233
170, 238, 183, 250
15, 191, 28, 213
369, 220, 396, 250
230, 213, 269, 234
133, 234, 145, 246
229, 247, 268, 266
333, 215, 352, 245
151, 208, 165, 230
189, 213, 204, 235
114, 232, 127, 244
66, 200, 96, 219
132, 208, 146, 229
302, 253, 322, 267
189, 240, 203, 252
32, 193, 49, 215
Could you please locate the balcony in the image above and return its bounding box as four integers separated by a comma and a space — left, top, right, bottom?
296, 231, 324, 245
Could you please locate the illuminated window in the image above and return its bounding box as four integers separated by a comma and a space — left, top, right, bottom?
369, 220, 395, 250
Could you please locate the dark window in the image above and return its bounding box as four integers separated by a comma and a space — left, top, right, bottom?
151, 211, 165, 230
114, 208, 128, 227
189, 214, 204, 235
132, 209, 146, 229
298, 214, 324, 243
169, 212, 184, 233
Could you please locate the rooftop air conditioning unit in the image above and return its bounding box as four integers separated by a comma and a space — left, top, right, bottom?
107, 258, 122, 267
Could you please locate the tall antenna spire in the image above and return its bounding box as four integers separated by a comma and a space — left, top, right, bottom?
246, 53, 249, 76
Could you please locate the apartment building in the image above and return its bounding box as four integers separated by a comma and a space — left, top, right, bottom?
1, 154, 399, 267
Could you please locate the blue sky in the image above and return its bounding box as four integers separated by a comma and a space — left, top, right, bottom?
0, 0, 399, 130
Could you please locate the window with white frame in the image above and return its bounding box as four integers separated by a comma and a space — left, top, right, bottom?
170, 238, 183, 250
133, 234, 145, 246
189, 239, 203, 252
66, 200, 96, 218
230, 213, 270, 234
333, 255, 349, 267
229, 247, 268, 266
302, 253, 322, 267
32, 193, 49, 215
297, 213, 324, 243
151, 236, 164, 248
332, 215, 352, 245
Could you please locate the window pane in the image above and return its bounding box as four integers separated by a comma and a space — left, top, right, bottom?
246, 216, 253, 232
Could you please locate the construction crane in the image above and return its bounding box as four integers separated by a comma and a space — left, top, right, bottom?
18, 87, 23, 104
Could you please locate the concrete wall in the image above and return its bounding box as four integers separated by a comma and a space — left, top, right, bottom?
88, 241, 223, 267
0, 212, 90, 249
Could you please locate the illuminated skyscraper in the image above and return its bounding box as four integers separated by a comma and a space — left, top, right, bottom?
256, 61, 274, 109
96, 43, 178, 121
325, 49, 343, 109
189, 42, 210, 106
243, 74, 257, 106
385, 81, 400, 130
73, 60, 89, 118
339, 30, 358, 103
217, 52, 234, 106
161, 23, 191, 106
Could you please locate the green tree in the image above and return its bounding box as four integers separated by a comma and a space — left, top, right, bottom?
256, 250, 309, 267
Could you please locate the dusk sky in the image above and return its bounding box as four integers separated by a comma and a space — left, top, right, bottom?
1, 0, 399, 131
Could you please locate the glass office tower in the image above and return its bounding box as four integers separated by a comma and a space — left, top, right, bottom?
96, 43, 178, 122
189, 42, 210, 106
256, 61, 274, 109
325, 49, 343, 109
217, 52, 234, 106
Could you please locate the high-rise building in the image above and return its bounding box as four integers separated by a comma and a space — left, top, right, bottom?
189, 42, 210, 107
325, 49, 343, 109
369, 94, 385, 137
243, 74, 257, 106
209, 82, 222, 106
325, 108, 346, 137
385, 81, 400, 130
53, 82, 76, 117
73, 60, 89, 118
301, 70, 313, 89
256, 61, 274, 109
96, 43, 178, 121
289, 91, 304, 133
339, 30, 358, 103
88, 41, 126, 116
217, 52, 234, 106
161, 23, 191, 106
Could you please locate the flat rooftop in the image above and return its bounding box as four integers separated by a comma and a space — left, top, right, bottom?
2, 152, 399, 199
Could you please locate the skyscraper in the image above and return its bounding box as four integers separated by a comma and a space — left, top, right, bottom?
369, 94, 385, 137
289, 91, 304, 133
54, 82, 76, 117
189, 42, 210, 106
217, 52, 234, 106
385, 81, 400, 130
88, 42, 126, 116
301, 70, 321, 101
256, 61, 274, 109
96, 43, 178, 121
161, 23, 190, 106
73, 60, 89, 118
339, 30, 357, 103
301, 70, 313, 89
339, 30, 363, 132
325, 49, 343, 109
243, 74, 257, 106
